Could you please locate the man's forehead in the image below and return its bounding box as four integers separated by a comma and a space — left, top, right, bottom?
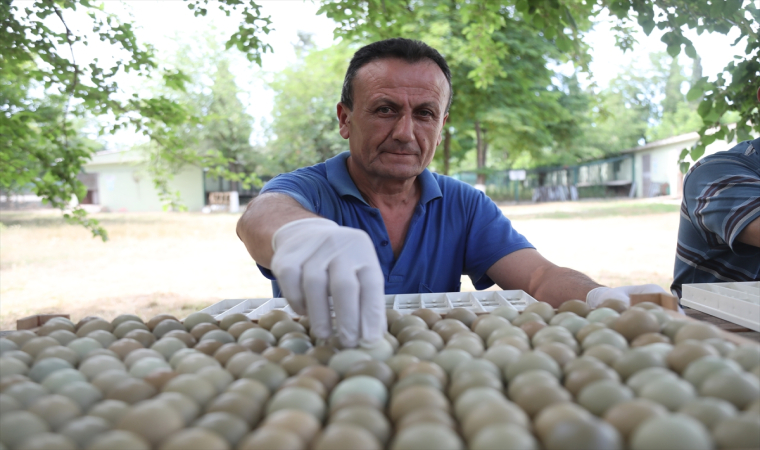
354, 58, 449, 101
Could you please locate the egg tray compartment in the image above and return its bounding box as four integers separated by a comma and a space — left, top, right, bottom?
198, 290, 537, 321
681, 281, 760, 332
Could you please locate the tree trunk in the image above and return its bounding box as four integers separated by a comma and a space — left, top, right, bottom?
475, 121, 487, 186
443, 128, 451, 175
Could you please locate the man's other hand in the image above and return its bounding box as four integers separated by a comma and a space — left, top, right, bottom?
586, 284, 668, 309
271, 218, 387, 348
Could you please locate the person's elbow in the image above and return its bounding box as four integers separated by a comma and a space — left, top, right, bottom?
736, 216, 760, 248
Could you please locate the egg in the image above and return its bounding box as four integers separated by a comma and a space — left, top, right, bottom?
564, 365, 620, 396
227, 321, 257, 340
411, 309, 442, 328
452, 358, 500, 382
241, 360, 288, 392
79, 355, 127, 380
111, 314, 144, 329
152, 320, 185, 339
396, 407, 457, 430
5, 330, 38, 348
113, 321, 149, 339
453, 387, 503, 420
444, 336, 484, 357
5, 381, 49, 407
146, 314, 178, 331
57, 415, 112, 448
225, 352, 265, 378
85, 430, 150, 450
625, 366, 678, 394
262, 408, 319, 443
586, 307, 620, 323
27, 394, 81, 429
305, 345, 337, 365
390, 423, 463, 450
602, 398, 667, 438
392, 373, 443, 395
87, 399, 131, 426
360, 337, 396, 361
345, 359, 396, 387
106, 378, 157, 404
482, 345, 521, 370
629, 414, 712, 450
15, 432, 77, 450
314, 423, 382, 450
122, 329, 156, 348
640, 377, 697, 411
631, 332, 671, 347
206, 392, 263, 425
681, 355, 742, 388
108, 338, 144, 360
0, 356, 28, 378
612, 308, 659, 341
511, 312, 546, 327
535, 342, 577, 367
279, 376, 327, 399
331, 375, 388, 407
21, 337, 59, 358
150, 337, 187, 360
581, 329, 628, 351
667, 340, 719, 373
513, 383, 573, 417
267, 387, 326, 421
432, 320, 470, 342
124, 348, 165, 368
461, 400, 530, 441
163, 374, 216, 406
582, 344, 623, 367
727, 345, 760, 371
257, 310, 292, 330
34, 346, 79, 366
678, 397, 737, 429
505, 351, 561, 382
0, 393, 21, 415
507, 369, 559, 399
46, 330, 79, 346
674, 322, 722, 344
700, 369, 760, 409
297, 365, 340, 392
0, 411, 51, 449
575, 323, 608, 343
158, 428, 230, 450
154, 392, 201, 425
542, 417, 622, 450
76, 319, 112, 337
183, 312, 217, 331
116, 399, 184, 446
534, 402, 594, 439
577, 379, 634, 416
557, 299, 590, 317
91, 369, 132, 394
389, 385, 449, 422
712, 413, 760, 449
444, 308, 478, 327
330, 406, 391, 444
448, 371, 502, 401
430, 349, 471, 375
612, 348, 666, 380
523, 302, 555, 322
193, 411, 248, 447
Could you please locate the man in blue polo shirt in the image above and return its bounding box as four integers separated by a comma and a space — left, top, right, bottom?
236, 38, 666, 347
671, 87, 760, 297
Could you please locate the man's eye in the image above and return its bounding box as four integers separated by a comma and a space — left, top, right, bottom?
378, 107, 392, 114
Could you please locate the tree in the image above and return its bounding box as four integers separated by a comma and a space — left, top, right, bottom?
320, 0, 760, 174
263, 38, 354, 174
1, 0, 272, 239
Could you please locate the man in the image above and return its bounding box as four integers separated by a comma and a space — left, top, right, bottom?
237, 38, 665, 347
671, 87, 760, 297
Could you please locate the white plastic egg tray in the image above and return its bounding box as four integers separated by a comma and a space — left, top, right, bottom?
681, 281, 760, 332
199, 290, 537, 321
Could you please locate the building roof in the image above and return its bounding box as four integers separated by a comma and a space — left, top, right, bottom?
84, 149, 145, 166
620, 131, 700, 154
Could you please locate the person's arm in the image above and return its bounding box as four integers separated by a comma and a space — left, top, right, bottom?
236, 192, 319, 268
737, 216, 760, 248
485, 248, 601, 307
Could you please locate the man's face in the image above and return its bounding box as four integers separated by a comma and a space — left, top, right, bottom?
338, 58, 449, 181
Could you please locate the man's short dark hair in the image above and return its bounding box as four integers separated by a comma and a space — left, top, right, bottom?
341, 38, 452, 113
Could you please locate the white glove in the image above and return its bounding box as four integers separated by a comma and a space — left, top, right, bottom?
270, 218, 387, 347
586, 284, 668, 309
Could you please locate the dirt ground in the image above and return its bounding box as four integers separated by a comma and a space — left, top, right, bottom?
0, 198, 681, 330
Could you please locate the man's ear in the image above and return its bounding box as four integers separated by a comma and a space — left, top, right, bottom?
436, 113, 449, 147
337, 102, 351, 139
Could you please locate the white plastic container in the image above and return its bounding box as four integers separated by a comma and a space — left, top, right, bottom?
198, 290, 537, 321
681, 281, 760, 332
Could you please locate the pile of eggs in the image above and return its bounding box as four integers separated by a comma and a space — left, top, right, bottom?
0, 299, 759, 450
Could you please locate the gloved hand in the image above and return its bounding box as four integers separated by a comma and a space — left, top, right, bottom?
270, 218, 387, 348
586, 284, 668, 309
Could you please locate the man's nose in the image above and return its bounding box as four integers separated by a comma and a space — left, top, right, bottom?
392, 113, 414, 143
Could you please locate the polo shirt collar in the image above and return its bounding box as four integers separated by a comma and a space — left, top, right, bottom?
325, 152, 442, 206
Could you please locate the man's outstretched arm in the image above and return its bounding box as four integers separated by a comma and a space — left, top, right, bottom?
236, 193, 318, 268
486, 248, 601, 307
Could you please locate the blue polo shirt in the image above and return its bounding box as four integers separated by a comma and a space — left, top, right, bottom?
258, 152, 534, 296
671, 137, 760, 297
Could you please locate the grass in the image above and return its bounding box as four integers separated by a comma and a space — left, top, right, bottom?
511, 202, 680, 220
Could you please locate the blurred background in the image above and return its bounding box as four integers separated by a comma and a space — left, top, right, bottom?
2, 0, 758, 328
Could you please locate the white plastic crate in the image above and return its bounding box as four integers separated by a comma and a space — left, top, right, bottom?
681, 281, 760, 332
198, 290, 537, 321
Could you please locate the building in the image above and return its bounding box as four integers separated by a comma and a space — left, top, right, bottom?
81, 149, 205, 212
621, 130, 736, 199
465, 129, 738, 202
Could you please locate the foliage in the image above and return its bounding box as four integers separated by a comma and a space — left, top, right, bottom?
319, 0, 760, 175
263, 36, 354, 174
1, 0, 272, 239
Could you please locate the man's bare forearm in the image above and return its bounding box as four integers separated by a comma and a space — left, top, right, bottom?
235, 193, 319, 268
737, 216, 760, 248
528, 264, 602, 307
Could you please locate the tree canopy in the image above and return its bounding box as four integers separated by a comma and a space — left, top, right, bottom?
3, 0, 758, 237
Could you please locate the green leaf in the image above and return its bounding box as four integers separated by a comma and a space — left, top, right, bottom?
667, 44, 681, 57
686, 84, 704, 102
684, 44, 696, 58
641, 19, 656, 35
691, 145, 706, 161
679, 148, 690, 160
697, 99, 712, 118
680, 162, 691, 174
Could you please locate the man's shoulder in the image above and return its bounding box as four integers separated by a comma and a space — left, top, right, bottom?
430, 172, 482, 196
